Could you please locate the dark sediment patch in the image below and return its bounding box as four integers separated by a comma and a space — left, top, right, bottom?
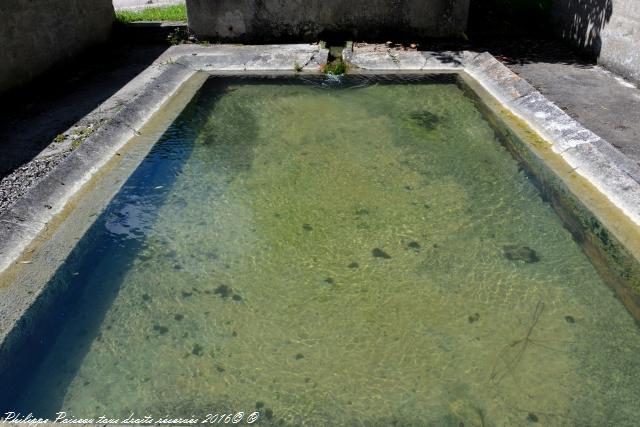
372, 248, 392, 259
173, 197, 188, 209
153, 324, 169, 335
409, 111, 440, 131
407, 241, 421, 251
192, 344, 204, 356
503, 245, 540, 263
214, 284, 233, 298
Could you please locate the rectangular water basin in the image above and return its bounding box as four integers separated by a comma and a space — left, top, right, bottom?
2, 73, 640, 426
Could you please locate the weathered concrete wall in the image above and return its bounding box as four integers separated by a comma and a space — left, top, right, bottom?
186, 0, 470, 42
0, 0, 114, 94
552, 0, 640, 83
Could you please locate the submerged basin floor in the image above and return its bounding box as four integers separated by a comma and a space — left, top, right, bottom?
9, 76, 640, 425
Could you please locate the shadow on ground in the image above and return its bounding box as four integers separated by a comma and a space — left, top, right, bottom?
551, 0, 613, 57
419, 36, 594, 67
0, 41, 169, 180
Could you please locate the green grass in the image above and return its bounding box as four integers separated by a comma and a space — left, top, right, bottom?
115, 4, 187, 23
323, 59, 347, 75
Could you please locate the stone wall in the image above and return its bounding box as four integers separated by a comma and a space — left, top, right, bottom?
186, 0, 470, 42
552, 0, 640, 83
0, 0, 114, 94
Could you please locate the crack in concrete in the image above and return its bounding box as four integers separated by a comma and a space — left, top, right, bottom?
301, 50, 320, 70
419, 54, 430, 70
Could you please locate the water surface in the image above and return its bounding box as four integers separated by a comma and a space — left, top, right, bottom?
9, 76, 640, 426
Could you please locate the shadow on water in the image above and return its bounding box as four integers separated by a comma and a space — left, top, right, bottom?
0, 81, 232, 416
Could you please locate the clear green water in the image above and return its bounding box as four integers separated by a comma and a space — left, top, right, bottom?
8, 76, 640, 426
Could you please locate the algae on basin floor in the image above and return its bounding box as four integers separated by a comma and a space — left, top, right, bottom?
9, 76, 640, 426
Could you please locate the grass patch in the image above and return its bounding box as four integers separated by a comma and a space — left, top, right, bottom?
323, 59, 347, 75
115, 4, 187, 23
